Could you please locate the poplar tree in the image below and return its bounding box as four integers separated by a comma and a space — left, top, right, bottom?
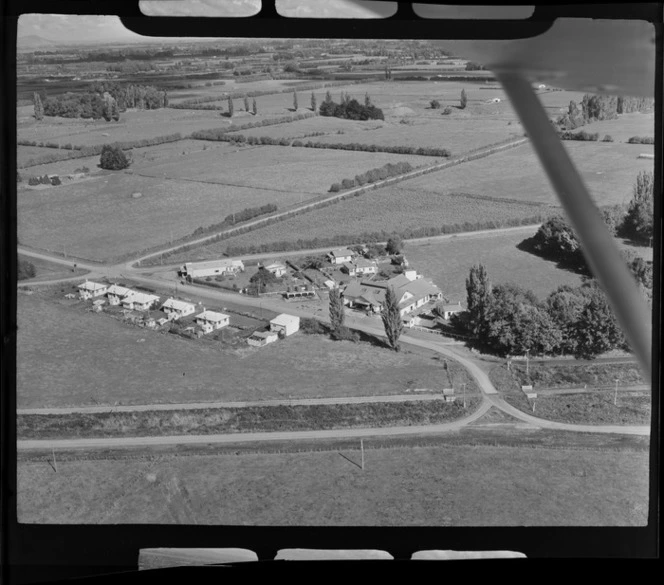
311, 92, 317, 112
227, 96, 234, 117
460, 89, 468, 109
465, 264, 493, 337
33, 92, 44, 120
328, 287, 345, 337
293, 91, 298, 111
252, 98, 257, 115
381, 286, 404, 351
244, 94, 250, 111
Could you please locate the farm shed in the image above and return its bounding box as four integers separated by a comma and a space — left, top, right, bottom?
180, 259, 245, 278
437, 302, 464, 320
247, 330, 279, 347
106, 284, 134, 305
195, 309, 230, 334
77, 280, 108, 300
161, 297, 196, 320
264, 262, 288, 277
121, 292, 160, 312
269, 314, 300, 337
327, 248, 355, 265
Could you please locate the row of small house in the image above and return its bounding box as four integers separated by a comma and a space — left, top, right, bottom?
75, 279, 300, 342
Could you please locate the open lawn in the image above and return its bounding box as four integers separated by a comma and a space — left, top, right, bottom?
405, 228, 586, 302
16, 170, 306, 262
17, 145, 74, 166
16, 291, 466, 409
209, 190, 553, 255
226, 115, 381, 140
18, 255, 88, 281
396, 140, 655, 207
132, 144, 435, 194
579, 112, 655, 143
17, 438, 649, 525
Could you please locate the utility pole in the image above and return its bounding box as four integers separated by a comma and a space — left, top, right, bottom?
525, 349, 530, 378
462, 383, 466, 408
614, 378, 619, 406
52, 447, 57, 472
361, 439, 365, 470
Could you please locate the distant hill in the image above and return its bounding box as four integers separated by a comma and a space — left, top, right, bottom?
18, 35, 59, 50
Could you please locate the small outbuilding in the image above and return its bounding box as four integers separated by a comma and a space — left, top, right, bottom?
269, 313, 300, 337
264, 262, 288, 277
247, 330, 279, 347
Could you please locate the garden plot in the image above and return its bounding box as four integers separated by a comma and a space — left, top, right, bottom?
396, 140, 655, 207
133, 145, 434, 194
16, 173, 301, 262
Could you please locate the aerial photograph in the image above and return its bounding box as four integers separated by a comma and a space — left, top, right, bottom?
14, 7, 654, 531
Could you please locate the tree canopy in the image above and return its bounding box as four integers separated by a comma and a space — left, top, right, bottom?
99, 145, 129, 170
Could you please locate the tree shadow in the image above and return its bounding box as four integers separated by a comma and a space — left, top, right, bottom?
515, 236, 591, 278
353, 327, 390, 350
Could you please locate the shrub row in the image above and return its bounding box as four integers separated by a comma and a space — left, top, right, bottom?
301, 141, 451, 157
17, 133, 184, 168
558, 130, 600, 141
329, 161, 414, 192
190, 112, 317, 140
190, 203, 279, 237
224, 215, 548, 257
627, 136, 655, 144
27, 174, 60, 186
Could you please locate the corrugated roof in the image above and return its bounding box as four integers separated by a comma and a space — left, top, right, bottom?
271, 313, 300, 326
162, 298, 195, 311
196, 310, 229, 322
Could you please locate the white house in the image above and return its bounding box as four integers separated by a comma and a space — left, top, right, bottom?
106, 284, 134, 306
269, 314, 300, 337
437, 302, 464, 320
247, 330, 279, 347
180, 259, 245, 278
77, 280, 108, 300
327, 248, 354, 265
354, 258, 378, 275
264, 262, 288, 277
121, 292, 160, 312
194, 309, 230, 334
161, 297, 196, 320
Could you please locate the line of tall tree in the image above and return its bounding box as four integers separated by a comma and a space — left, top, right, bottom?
190, 203, 278, 238
556, 94, 654, 130
461, 264, 633, 359
190, 112, 317, 140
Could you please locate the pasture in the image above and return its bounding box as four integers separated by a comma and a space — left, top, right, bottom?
17, 145, 73, 167
132, 144, 435, 194
207, 190, 553, 255
405, 228, 586, 301
396, 140, 655, 207
580, 112, 655, 143
18, 437, 649, 525
16, 291, 460, 409
16, 171, 300, 262
17, 108, 227, 147
166, 79, 318, 104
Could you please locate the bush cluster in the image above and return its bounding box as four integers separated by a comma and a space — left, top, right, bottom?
330, 161, 414, 192
18, 259, 36, 280
627, 136, 655, 144
319, 98, 384, 121
558, 130, 600, 141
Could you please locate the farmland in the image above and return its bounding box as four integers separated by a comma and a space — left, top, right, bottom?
130, 144, 435, 194
17, 170, 308, 262
17, 435, 649, 525
188, 190, 553, 258
395, 139, 655, 207
16, 291, 468, 409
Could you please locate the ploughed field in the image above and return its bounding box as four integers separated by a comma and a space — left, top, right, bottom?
16, 292, 469, 409
17, 436, 649, 526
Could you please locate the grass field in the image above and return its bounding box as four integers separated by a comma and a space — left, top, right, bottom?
132, 144, 435, 194
16, 169, 312, 262
18, 399, 481, 440
200, 190, 553, 255
17, 145, 74, 166
16, 291, 470, 409
17, 108, 228, 147
18, 255, 88, 281
395, 140, 655, 207
17, 437, 649, 525
580, 112, 655, 143
404, 228, 586, 301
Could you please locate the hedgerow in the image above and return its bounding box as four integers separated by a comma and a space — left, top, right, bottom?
627, 136, 655, 144
190, 112, 317, 140
330, 161, 414, 192
558, 130, 600, 141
